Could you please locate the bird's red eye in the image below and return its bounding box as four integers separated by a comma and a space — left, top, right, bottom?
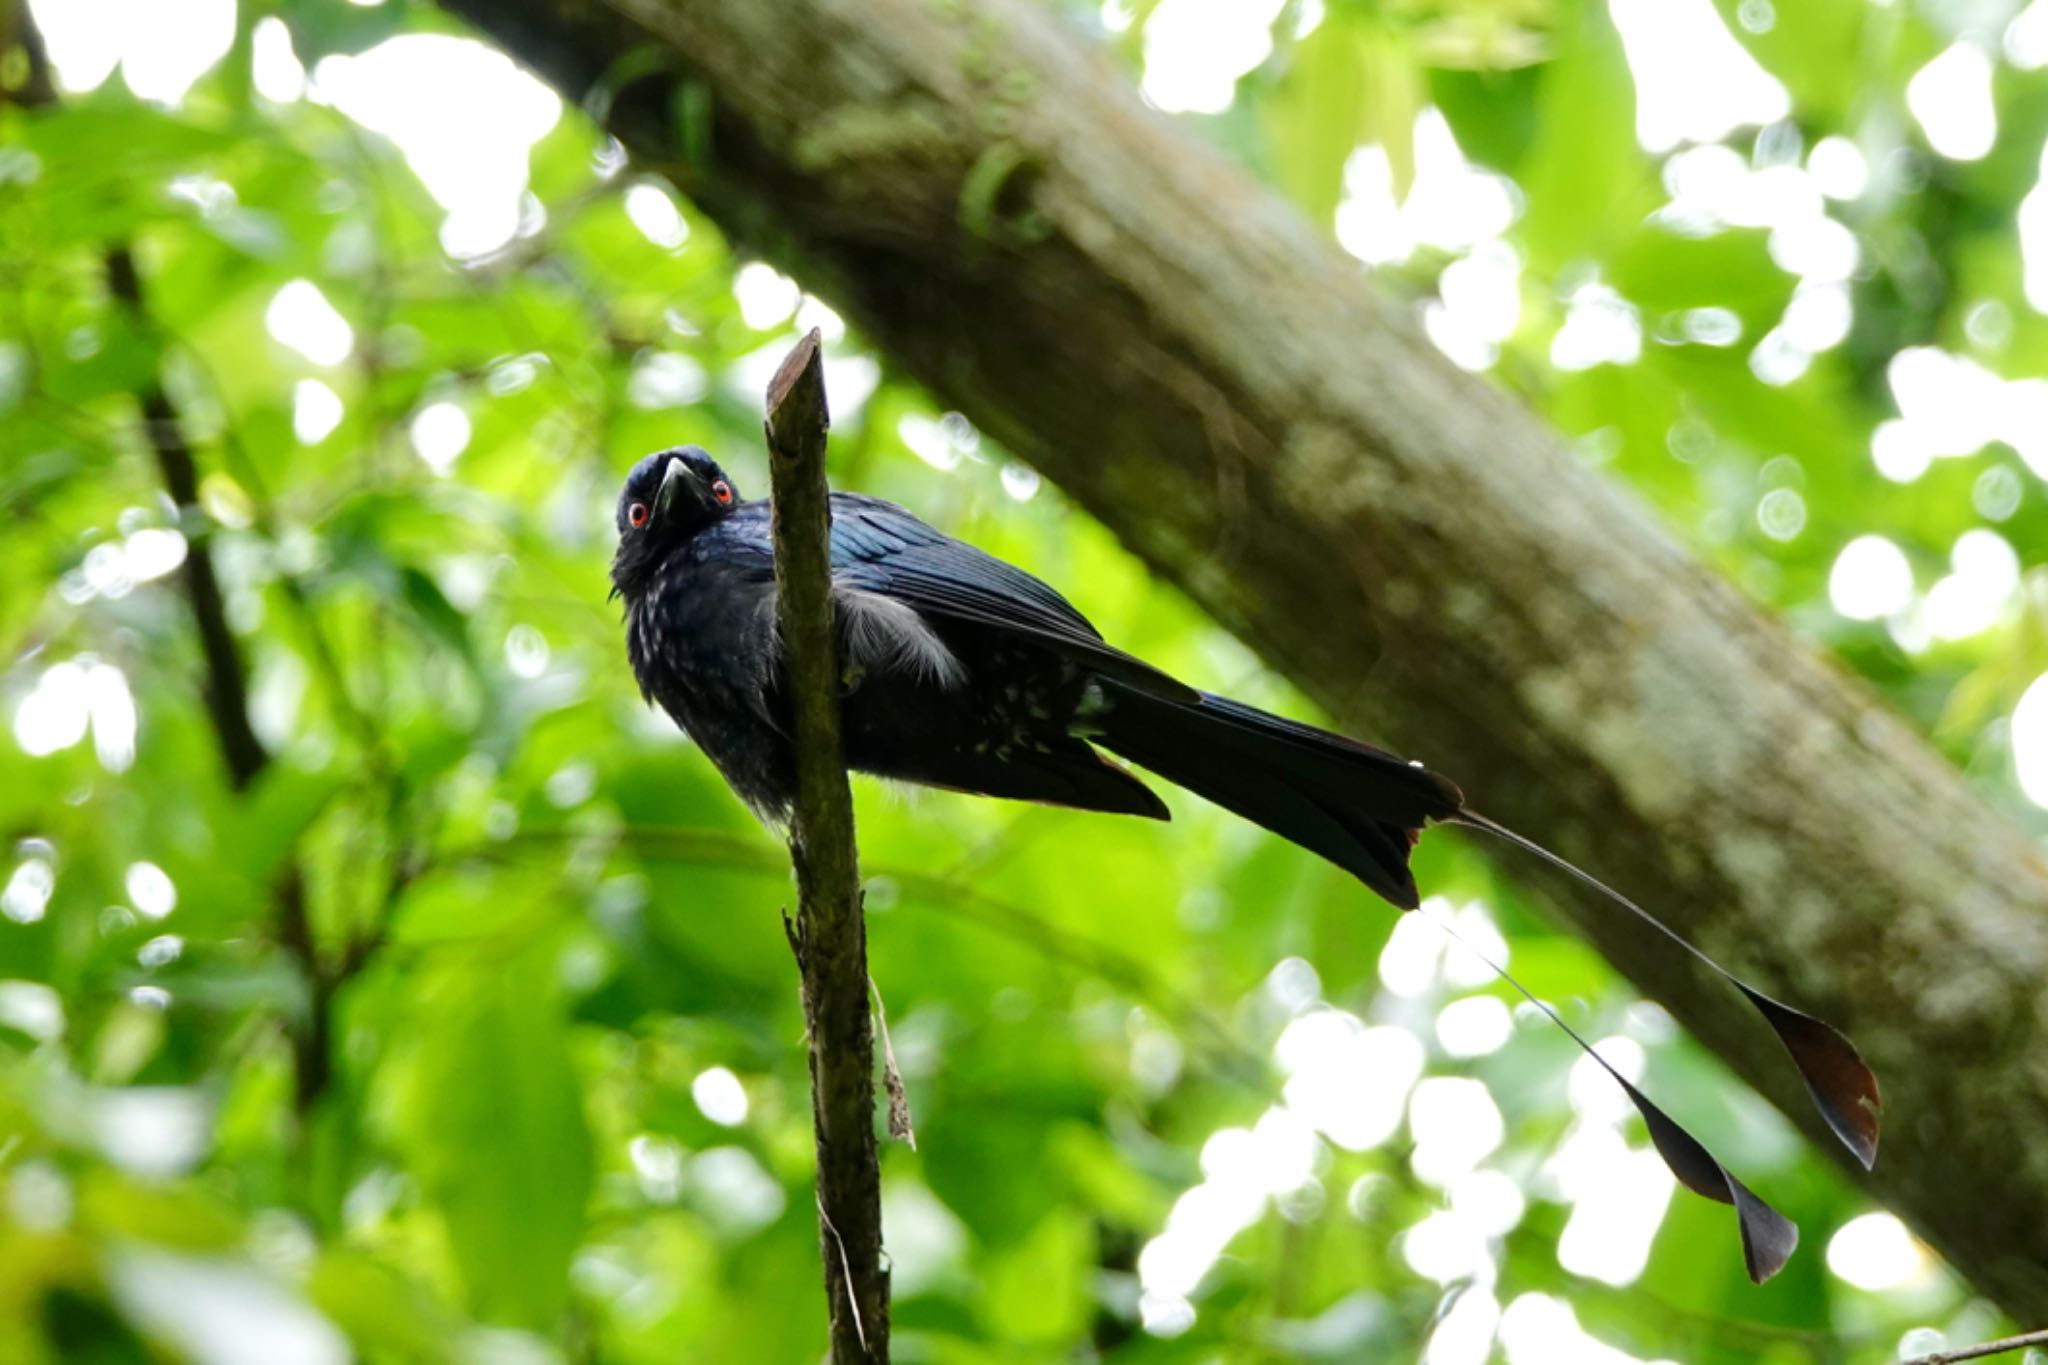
712, 480, 734, 506
628, 502, 649, 528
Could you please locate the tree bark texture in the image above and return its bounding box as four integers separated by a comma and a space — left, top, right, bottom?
438, 0, 2048, 1319
765, 331, 889, 1361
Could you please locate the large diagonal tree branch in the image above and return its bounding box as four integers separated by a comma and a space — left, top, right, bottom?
440, 0, 2048, 1317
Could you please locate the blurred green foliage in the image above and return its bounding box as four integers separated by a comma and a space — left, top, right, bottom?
2, 0, 2044, 1360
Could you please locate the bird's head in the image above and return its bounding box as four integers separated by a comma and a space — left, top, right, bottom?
609, 446, 742, 599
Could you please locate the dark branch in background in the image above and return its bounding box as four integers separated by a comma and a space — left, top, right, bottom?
112, 239, 403, 1115
763, 329, 889, 1362
105, 251, 349, 1114
9, 20, 264, 792
5, 13, 358, 1121
2, 1, 54, 110
439, 0, 2048, 1316
104, 248, 270, 792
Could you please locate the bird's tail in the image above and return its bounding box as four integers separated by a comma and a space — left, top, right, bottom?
1092, 681, 1880, 1283
1090, 685, 1464, 910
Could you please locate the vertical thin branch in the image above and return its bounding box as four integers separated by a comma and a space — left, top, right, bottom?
106, 245, 396, 1119
10, 15, 265, 796
764, 328, 889, 1362
99, 250, 342, 1115
7, 13, 349, 1118
104, 248, 271, 791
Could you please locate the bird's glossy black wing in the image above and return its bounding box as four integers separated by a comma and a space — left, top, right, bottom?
827, 494, 1198, 702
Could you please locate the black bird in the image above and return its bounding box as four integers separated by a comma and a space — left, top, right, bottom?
612, 445, 1880, 1282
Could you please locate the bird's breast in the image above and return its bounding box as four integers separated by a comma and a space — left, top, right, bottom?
625, 562, 793, 814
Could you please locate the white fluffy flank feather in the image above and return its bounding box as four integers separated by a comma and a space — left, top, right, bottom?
833, 586, 966, 688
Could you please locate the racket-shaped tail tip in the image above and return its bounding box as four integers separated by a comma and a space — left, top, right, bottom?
1731, 1180, 1801, 1285
1738, 986, 1881, 1170
1622, 1072, 1801, 1284
1426, 899, 1811, 1285
1452, 810, 1884, 1171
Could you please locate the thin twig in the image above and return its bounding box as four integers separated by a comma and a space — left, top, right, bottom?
816, 1195, 869, 1358
469, 822, 1261, 1079
1902, 1328, 2048, 1365
765, 329, 889, 1362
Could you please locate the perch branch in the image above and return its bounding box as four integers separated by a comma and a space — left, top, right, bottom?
764, 328, 889, 1362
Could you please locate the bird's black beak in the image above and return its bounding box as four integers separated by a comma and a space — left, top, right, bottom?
655, 457, 700, 520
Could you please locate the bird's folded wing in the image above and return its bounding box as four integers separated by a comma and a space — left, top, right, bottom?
827, 495, 1198, 702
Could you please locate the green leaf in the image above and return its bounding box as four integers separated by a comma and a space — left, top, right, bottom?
1609, 226, 1795, 334
13, 102, 235, 247
274, 0, 420, 60
1360, 28, 1423, 200
1518, 0, 1654, 273
979, 1208, 1090, 1344
1429, 64, 1543, 175
392, 949, 593, 1328
1712, 0, 1866, 128
307, 1253, 462, 1361
1262, 18, 1370, 230
398, 565, 482, 675
229, 764, 347, 887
